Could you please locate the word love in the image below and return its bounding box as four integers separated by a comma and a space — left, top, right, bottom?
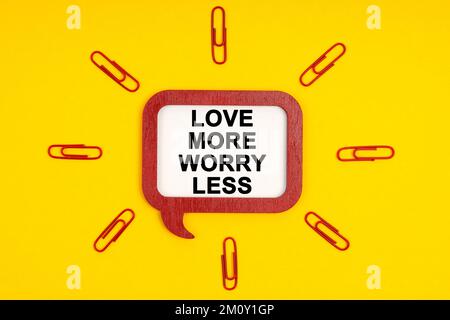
192, 109, 253, 127
179, 108, 267, 195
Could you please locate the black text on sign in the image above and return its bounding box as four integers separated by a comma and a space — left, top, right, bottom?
157, 105, 287, 197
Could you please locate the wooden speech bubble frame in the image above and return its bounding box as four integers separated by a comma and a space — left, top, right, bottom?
142, 90, 302, 239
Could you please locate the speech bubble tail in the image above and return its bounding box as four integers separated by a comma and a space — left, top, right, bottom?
161, 210, 195, 239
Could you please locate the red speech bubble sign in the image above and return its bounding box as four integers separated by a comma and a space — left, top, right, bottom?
142, 90, 302, 239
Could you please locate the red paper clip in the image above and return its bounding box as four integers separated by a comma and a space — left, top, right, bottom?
211, 6, 227, 65
48, 144, 102, 160
90, 51, 140, 92
94, 209, 135, 253
299, 43, 346, 87
337, 145, 395, 162
305, 212, 350, 251
221, 237, 238, 290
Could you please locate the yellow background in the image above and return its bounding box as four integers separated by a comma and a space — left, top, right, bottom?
1, 0, 449, 299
